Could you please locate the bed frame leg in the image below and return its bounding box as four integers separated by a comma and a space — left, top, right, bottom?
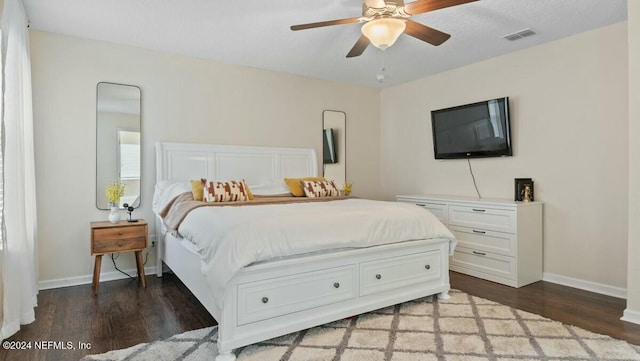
437, 291, 451, 300
216, 350, 236, 361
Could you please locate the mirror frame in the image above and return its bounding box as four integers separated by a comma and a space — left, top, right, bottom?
96, 82, 142, 210
322, 110, 346, 187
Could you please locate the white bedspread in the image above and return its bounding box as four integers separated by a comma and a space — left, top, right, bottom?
175, 198, 456, 308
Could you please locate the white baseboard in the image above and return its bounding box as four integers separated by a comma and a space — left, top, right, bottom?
38, 265, 157, 291
543, 272, 627, 299
621, 308, 640, 325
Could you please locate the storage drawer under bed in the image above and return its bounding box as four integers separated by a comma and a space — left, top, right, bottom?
360, 250, 441, 296
236, 265, 356, 325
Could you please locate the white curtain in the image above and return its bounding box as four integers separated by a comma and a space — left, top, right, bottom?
0, 0, 38, 340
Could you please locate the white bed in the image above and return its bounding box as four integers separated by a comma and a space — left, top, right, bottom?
153, 142, 456, 361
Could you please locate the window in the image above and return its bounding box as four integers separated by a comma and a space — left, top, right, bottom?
118, 130, 140, 181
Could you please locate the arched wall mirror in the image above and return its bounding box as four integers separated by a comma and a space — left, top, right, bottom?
96, 82, 141, 209
322, 110, 346, 187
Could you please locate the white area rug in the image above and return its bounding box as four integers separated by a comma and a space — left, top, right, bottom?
80, 290, 640, 361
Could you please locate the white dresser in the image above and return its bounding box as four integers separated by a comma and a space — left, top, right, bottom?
397, 194, 543, 288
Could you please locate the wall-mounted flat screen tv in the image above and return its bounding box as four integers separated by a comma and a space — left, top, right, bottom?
431, 97, 512, 159
323, 128, 337, 164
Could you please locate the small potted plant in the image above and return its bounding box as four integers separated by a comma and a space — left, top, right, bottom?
105, 181, 125, 223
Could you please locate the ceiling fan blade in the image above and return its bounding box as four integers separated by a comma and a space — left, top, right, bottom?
346, 35, 370, 58
364, 0, 386, 8
404, 20, 451, 46
291, 17, 360, 31
404, 0, 478, 16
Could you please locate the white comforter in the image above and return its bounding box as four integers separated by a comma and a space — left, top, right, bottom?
175, 198, 456, 308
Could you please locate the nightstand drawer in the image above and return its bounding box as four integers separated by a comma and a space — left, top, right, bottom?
93, 225, 146, 241
92, 236, 146, 254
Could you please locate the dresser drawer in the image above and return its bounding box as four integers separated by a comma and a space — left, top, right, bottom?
413, 202, 448, 224
396, 197, 448, 224
450, 226, 516, 257
237, 265, 356, 325
360, 251, 441, 296
450, 246, 516, 281
449, 205, 515, 233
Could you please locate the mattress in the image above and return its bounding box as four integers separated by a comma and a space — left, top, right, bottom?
154, 183, 456, 308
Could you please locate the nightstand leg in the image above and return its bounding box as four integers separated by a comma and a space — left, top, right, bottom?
135, 251, 146, 288
92, 255, 102, 295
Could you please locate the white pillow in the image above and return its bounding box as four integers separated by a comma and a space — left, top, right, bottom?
152, 181, 191, 214
248, 182, 292, 196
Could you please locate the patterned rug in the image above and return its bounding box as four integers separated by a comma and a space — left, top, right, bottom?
81, 290, 640, 361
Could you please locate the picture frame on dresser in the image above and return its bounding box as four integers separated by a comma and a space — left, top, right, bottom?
514, 178, 534, 201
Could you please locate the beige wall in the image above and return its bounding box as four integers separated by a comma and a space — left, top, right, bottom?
29, 30, 380, 285
28, 19, 636, 300
625, 1, 640, 320
380, 23, 629, 292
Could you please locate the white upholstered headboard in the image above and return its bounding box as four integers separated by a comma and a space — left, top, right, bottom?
155, 142, 318, 186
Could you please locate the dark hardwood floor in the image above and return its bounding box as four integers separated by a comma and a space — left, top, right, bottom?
2, 271, 638, 361
0, 273, 216, 361
450, 271, 640, 345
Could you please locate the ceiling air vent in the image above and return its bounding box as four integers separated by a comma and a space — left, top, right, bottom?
503, 28, 536, 41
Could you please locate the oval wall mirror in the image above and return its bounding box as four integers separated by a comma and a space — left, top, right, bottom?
96, 82, 141, 210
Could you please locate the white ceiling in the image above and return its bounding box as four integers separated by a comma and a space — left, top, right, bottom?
22, 0, 627, 88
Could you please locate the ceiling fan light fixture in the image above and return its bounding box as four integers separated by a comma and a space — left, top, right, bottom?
361, 17, 406, 50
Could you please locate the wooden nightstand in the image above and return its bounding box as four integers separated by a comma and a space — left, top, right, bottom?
90, 220, 148, 295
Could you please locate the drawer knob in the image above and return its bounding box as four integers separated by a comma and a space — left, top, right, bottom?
334, 282, 340, 288
261, 297, 269, 304
375, 274, 382, 280
472, 251, 486, 256
472, 229, 486, 234
425, 264, 431, 270
118, 232, 124, 235
472, 208, 486, 212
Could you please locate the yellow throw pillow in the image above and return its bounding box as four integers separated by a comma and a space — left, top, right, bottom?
193, 178, 254, 201
191, 179, 205, 201
284, 177, 326, 197
245, 182, 255, 200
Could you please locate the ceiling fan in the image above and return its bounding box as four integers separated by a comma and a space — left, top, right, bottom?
290, 0, 478, 58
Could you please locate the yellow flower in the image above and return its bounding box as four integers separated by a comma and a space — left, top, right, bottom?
343, 181, 352, 196
105, 181, 125, 205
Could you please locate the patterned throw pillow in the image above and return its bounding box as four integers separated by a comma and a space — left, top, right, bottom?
202, 179, 249, 202
301, 180, 340, 198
